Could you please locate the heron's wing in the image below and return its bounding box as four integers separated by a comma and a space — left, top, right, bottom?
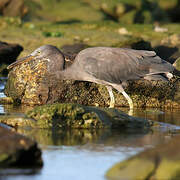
76, 47, 173, 84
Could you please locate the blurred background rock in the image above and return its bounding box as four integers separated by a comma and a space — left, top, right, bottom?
1, 0, 180, 76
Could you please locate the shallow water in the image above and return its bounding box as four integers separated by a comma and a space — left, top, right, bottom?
0, 79, 180, 180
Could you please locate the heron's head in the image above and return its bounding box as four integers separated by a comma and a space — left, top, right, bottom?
7, 45, 65, 70
30, 45, 63, 59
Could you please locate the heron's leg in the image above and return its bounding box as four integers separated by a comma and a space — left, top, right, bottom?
106, 86, 115, 108
112, 84, 133, 110
121, 91, 133, 110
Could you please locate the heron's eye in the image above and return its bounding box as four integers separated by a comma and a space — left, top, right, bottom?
37, 51, 41, 54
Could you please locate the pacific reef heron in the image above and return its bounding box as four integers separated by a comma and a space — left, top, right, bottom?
7, 45, 175, 110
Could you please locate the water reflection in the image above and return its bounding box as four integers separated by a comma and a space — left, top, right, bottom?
2, 128, 174, 180
17, 128, 172, 149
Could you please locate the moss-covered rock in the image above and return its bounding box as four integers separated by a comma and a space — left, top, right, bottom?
0, 126, 42, 167
0, 103, 152, 129
106, 134, 180, 180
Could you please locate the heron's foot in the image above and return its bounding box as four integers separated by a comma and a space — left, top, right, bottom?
128, 108, 133, 116
109, 102, 115, 108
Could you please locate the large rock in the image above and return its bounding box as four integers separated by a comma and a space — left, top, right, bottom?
0, 103, 152, 129
0, 0, 28, 18
0, 126, 42, 167
106, 134, 180, 180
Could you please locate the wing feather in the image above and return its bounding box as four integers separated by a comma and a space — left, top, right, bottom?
75, 47, 173, 84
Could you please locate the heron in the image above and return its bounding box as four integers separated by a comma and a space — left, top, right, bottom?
7, 45, 175, 110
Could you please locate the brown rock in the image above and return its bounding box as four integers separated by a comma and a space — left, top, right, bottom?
0, 0, 28, 18
0, 126, 42, 167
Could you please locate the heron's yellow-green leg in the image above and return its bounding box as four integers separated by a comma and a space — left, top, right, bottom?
106, 86, 115, 108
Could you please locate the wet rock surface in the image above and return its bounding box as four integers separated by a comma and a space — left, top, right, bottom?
0, 103, 152, 129
0, 126, 42, 167
106, 134, 180, 180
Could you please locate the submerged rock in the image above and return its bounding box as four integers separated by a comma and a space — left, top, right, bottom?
0, 103, 151, 129
0, 126, 42, 167
106, 134, 180, 180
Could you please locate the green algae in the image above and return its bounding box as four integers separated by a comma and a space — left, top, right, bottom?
24, 103, 150, 129
26, 103, 111, 129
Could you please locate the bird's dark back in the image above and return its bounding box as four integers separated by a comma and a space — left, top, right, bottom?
74, 47, 174, 84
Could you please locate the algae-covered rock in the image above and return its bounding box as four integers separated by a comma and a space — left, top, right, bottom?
0, 126, 42, 167
0, 103, 151, 129
26, 103, 151, 129
106, 134, 180, 180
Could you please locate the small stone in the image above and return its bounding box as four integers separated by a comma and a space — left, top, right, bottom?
118, 27, 130, 35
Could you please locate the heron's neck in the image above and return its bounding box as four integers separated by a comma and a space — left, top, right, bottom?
55, 66, 80, 80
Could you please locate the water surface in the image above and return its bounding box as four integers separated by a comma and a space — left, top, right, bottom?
0, 79, 180, 180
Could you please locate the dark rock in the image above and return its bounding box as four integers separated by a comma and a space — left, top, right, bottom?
134, 0, 169, 24
0, 0, 28, 18
0, 41, 23, 64
0, 41, 23, 76
100, 2, 135, 22
0, 126, 42, 167
0, 103, 152, 129
106, 134, 180, 180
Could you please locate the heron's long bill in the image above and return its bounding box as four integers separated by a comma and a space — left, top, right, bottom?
7, 55, 35, 70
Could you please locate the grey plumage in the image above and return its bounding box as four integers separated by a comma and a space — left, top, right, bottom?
7, 45, 175, 111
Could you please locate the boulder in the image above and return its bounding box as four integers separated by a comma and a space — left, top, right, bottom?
106, 134, 180, 180
0, 103, 152, 129
0, 126, 42, 167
